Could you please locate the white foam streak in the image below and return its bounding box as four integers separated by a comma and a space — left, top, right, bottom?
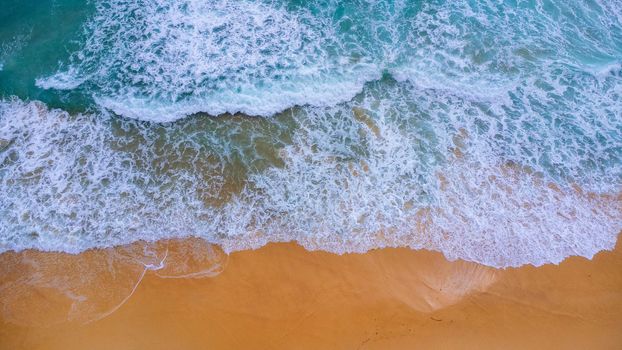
36, 67, 85, 90
92, 73, 379, 122
1, 95, 619, 268
5, 0, 622, 267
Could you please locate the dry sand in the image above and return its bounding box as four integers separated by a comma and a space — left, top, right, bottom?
0, 235, 621, 350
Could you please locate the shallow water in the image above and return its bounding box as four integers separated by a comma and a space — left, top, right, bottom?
0, 0, 620, 267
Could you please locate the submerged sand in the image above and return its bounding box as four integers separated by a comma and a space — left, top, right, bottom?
0, 235, 621, 349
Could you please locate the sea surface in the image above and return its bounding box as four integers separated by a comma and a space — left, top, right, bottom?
0, 0, 621, 267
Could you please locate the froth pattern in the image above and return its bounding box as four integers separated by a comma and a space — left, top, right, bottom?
3, 0, 622, 267
1, 86, 619, 267
36, 0, 622, 121
245, 79, 621, 266
37, 0, 380, 121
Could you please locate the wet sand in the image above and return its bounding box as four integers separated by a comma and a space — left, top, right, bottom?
1, 235, 621, 350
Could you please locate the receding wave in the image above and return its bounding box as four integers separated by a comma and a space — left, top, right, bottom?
35, 0, 622, 121
1, 0, 621, 267
1, 80, 620, 267
36, 0, 382, 120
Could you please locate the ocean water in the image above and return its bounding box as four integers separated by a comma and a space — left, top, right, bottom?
0, 0, 620, 267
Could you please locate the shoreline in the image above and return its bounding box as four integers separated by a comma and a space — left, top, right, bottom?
1, 235, 621, 349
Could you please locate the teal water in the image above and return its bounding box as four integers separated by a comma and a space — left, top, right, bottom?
0, 0, 620, 267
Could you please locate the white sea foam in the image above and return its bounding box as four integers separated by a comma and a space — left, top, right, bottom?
38, 0, 382, 120
5, 0, 622, 267
91, 74, 378, 122
36, 67, 85, 90
35, 0, 622, 122
0, 89, 619, 267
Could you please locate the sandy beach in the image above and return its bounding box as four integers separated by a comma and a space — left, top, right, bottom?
1, 234, 620, 350
1, 1, 621, 349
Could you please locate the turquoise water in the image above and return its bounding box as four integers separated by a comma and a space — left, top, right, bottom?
0, 0, 621, 267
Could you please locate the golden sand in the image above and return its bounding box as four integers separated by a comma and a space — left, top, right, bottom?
1, 235, 621, 350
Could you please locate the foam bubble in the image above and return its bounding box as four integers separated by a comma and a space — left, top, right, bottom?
5, 0, 622, 267
239, 79, 621, 266
0, 30, 32, 73
1, 87, 619, 267
36, 0, 622, 121
35, 67, 85, 90
38, 0, 382, 120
